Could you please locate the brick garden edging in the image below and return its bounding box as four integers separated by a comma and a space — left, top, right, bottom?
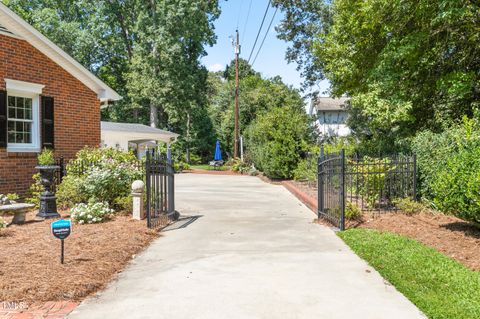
282, 181, 317, 215
0, 301, 78, 319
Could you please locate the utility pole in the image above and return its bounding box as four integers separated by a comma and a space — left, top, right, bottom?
234, 29, 240, 159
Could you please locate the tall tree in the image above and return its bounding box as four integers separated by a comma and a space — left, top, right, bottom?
272, 0, 332, 94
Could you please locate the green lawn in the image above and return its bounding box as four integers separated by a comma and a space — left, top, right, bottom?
189, 164, 229, 171
338, 229, 480, 319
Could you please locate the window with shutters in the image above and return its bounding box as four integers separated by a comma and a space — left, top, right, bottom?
4, 79, 43, 152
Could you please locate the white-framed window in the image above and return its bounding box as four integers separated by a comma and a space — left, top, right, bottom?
5, 79, 44, 152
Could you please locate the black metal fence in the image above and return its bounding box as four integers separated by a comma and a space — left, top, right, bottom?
318, 149, 416, 230
317, 149, 345, 230
145, 151, 176, 228
53, 157, 66, 191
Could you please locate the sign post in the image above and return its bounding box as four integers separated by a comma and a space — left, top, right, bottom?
51, 219, 71, 264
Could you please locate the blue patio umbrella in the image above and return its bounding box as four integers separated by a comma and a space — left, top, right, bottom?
214, 140, 222, 161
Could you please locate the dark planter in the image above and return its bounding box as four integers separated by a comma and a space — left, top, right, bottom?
35, 165, 60, 219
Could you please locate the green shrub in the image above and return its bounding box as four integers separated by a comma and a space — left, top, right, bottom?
56, 174, 86, 208
113, 195, 133, 212
6, 193, 19, 201
0, 193, 18, 205
322, 137, 357, 157
393, 198, 425, 215
412, 117, 480, 198
0, 217, 6, 229
430, 145, 480, 223
292, 157, 317, 182
412, 117, 480, 223
349, 157, 391, 208
345, 201, 362, 220
26, 173, 43, 208
246, 106, 313, 179
70, 201, 114, 224
37, 148, 55, 165
57, 147, 143, 209
230, 159, 250, 174
173, 161, 190, 172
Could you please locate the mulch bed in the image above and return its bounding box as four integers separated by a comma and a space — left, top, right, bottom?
288, 180, 480, 272
0, 211, 159, 303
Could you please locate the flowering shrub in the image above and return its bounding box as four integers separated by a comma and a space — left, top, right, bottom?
70, 201, 114, 224
57, 147, 143, 209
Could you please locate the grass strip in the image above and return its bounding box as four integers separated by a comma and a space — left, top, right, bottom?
338, 229, 480, 319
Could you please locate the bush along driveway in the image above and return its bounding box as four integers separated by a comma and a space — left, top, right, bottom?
67, 173, 424, 319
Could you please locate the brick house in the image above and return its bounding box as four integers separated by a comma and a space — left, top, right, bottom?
0, 3, 121, 195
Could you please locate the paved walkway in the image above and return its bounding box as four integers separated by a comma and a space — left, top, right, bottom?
68, 174, 424, 319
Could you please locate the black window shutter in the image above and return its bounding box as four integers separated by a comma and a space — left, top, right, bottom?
41, 96, 54, 149
0, 91, 6, 148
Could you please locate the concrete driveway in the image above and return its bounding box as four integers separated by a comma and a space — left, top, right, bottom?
68, 173, 424, 319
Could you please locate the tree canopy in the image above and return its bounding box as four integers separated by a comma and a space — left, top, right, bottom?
275, 0, 480, 153
5, 0, 220, 160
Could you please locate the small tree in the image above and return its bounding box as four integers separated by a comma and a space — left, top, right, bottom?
247, 106, 312, 179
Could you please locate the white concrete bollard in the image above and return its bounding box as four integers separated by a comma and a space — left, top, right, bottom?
131, 180, 145, 220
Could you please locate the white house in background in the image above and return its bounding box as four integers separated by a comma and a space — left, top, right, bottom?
309, 97, 350, 137
101, 122, 179, 158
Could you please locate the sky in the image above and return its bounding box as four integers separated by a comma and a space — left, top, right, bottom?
202, 0, 330, 95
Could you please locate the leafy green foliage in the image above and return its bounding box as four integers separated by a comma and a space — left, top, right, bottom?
275, 0, 480, 152
26, 173, 43, 208
37, 148, 55, 166
6, 1, 221, 163
339, 229, 480, 319
247, 106, 313, 179
208, 59, 308, 158
411, 117, 480, 222
56, 174, 86, 209
293, 157, 317, 182
5, 193, 19, 201
272, 0, 333, 92
430, 145, 480, 223
229, 159, 250, 174
412, 118, 480, 198
345, 201, 362, 220
393, 198, 426, 216
57, 148, 143, 209
348, 157, 391, 208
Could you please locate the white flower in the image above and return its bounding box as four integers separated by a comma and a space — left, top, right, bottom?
79, 220, 84, 224
87, 214, 93, 219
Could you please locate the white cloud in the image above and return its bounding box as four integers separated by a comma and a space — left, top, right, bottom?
208, 63, 224, 72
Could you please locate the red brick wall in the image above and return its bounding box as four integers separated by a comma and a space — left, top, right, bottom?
0, 34, 101, 195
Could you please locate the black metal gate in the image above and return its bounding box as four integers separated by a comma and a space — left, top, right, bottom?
318, 149, 345, 230
318, 149, 417, 231
145, 151, 176, 228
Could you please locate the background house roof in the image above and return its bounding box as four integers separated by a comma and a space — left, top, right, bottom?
101, 122, 179, 143
311, 97, 349, 113
0, 3, 121, 102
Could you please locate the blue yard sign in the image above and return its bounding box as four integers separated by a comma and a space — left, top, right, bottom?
51, 219, 71, 240
51, 219, 71, 264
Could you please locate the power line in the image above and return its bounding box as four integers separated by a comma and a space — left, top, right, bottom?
236, 0, 244, 30
247, 0, 271, 63
241, 0, 253, 44
251, 6, 278, 67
